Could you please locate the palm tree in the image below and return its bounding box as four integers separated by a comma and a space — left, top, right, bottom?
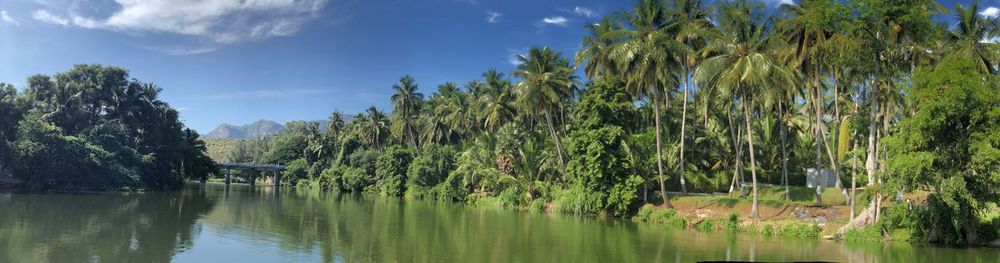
359, 106, 389, 149
327, 110, 346, 137
478, 69, 516, 132
576, 17, 623, 80
948, 0, 999, 74
695, 0, 795, 219
390, 75, 423, 147
779, 0, 853, 202
607, 0, 680, 206
422, 83, 472, 145
667, 0, 713, 194
513, 47, 577, 170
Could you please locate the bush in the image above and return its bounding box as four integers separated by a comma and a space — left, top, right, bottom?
697, 219, 718, 232
432, 171, 469, 202
406, 145, 455, 199
282, 158, 308, 186
724, 213, 741, 231
347, 149, 380, 175
374, 146, 413, 197
552, 186, 605, 215
319, 165, 343, 190
633, 205, 686, 228
340, 166, 373, 192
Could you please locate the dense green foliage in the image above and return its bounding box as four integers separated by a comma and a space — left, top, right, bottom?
882, 58, 1000, 244
0, 65, 216, 191
205, 0, 999, 245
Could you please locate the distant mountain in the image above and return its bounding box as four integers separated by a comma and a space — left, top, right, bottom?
204, 120, 284, 139
203, 116, 354, 139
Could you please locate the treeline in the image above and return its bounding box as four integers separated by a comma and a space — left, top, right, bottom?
0, 65, 216, 191
239, 0, 999, 245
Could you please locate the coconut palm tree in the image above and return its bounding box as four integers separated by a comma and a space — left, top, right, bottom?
576, 17, 623, 80
778, 0, 854, 202
606, 0, 680, 206
327, 110, 346, 138
695, 0, 796, 219
947, 0, 1000, 74
359, 106, 389, 149
513, 47, 578, 170
667, 0, 713, 194
478, 69, 516, 132
390, 75, 423, 147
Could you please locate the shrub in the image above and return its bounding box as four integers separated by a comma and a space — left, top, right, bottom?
432, 172, 469, 202
724, 213, 741, 231
633, 205, 686, 228
374, 146, 412, 197
282, 158, 308, 186
552, 186, 605, 215
340, 166, 373, 192
698, 219, 718, 232
406, 145, 455, 199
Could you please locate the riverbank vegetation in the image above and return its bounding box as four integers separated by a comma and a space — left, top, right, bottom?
221, 0, 1000, 245
0, 65, 216, 191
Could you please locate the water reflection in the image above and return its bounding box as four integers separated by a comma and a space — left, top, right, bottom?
1, 183, 998, 263
0, 189, 214, 262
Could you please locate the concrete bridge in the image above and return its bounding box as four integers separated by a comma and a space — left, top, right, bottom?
217, 162, 286, 187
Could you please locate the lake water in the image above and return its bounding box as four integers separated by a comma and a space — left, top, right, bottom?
0, 183, 996, 262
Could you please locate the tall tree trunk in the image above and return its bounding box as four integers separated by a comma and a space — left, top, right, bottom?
833, 70, 844, 192
544, 111, 566, 170
779, 101, 789, 200
727, 106, 743, 194
679, 67, 690, 194
743, 97, 760, 219
653, 92, 672, 208
851, 140, 858, 219
863, 83, 880, 224
813, 84, 824, 204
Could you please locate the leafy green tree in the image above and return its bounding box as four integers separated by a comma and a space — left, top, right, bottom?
0, 83, 23, 172
283, 158, 309, 186
566, 80, 644, 216
406, 145, 456, 198
7, 65, 214, 191
882, 58, 1000, 244
374, 146, 413, 196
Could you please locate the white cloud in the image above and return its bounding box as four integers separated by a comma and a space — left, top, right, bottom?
980, 7, 999, 18
486, 10, 501, 23
573, 7, 593, 18
32, 0, 328, 45
207, 88, 335, 100
32, 10, 68, 26
542, 16, 568, 27
764, 0, 794, 5
507, 48, 525, 66
1, 10, 20, 26
144, 45, 220, 56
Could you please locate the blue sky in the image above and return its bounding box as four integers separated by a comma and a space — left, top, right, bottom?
0, 0, 990, 133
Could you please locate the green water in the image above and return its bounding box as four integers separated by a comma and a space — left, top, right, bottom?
0, 183, 996, 262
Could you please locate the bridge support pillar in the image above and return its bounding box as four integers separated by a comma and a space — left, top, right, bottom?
225, 169, 231, 185
274, 171, 281, 187
249, 171, 256, 187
